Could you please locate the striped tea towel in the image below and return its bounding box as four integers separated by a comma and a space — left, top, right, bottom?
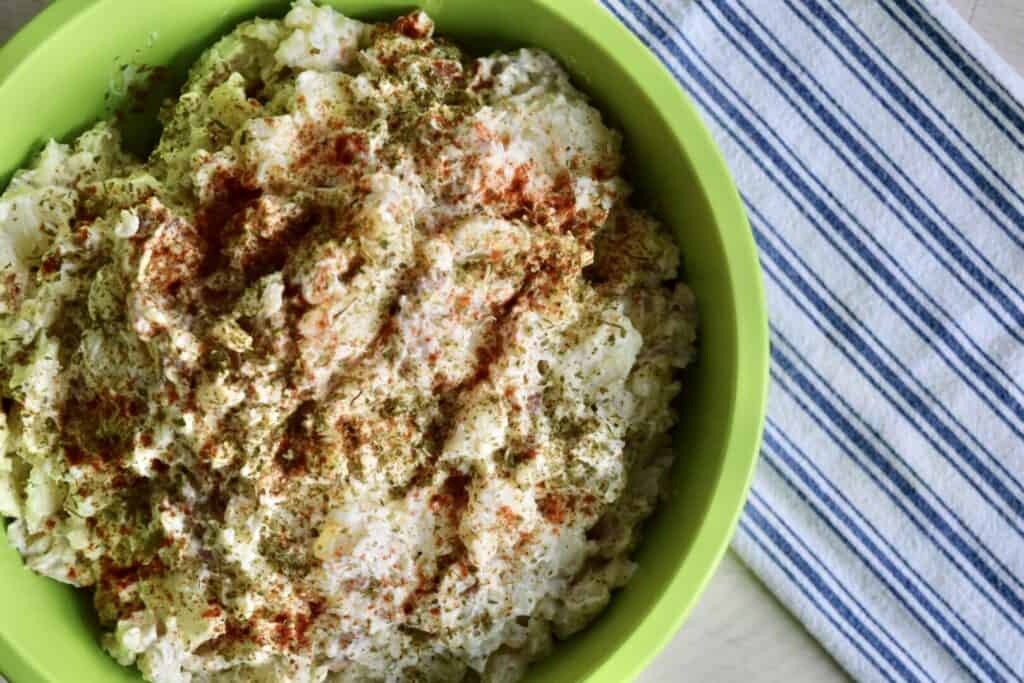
603, 0, 1024, 681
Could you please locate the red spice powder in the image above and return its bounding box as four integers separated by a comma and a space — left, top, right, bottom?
40, 253, 62, 274
429, 473, 471, 518
195, 171, 263, 276
332, 133, 367, 165
538, 494, 571, 526
392, 12, 430, 39
497, 505, 521, 526
64, 443, 103, 469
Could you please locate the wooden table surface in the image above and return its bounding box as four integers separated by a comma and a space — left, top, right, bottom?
0, 2, 1020, 682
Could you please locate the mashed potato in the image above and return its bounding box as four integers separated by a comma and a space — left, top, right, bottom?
0, 3, 696, 681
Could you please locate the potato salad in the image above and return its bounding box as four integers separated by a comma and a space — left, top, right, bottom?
0, 2, 696, 681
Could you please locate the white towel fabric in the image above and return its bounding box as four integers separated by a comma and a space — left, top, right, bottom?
603, 1, 1024, 681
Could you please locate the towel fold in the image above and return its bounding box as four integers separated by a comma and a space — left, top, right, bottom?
606, 1, 1024, 680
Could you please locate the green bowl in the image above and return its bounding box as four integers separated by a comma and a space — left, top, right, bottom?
0, 1, 768, 681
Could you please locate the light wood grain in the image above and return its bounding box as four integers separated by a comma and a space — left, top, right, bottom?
947, 0, 978, 21
0, 0, 47, 43
947, 0, 1024, 74
0, 2, 1020, 683
636, 551, 850, 682
970, 0, 1024, 72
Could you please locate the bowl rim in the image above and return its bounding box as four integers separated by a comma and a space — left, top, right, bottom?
0, 1, 769, 681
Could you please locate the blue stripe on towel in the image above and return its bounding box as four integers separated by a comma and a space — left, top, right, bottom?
882, 0, 1024, 142
602, 2, 1024, 680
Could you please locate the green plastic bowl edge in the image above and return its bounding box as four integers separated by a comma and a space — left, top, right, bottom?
0, 1, 769, 681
